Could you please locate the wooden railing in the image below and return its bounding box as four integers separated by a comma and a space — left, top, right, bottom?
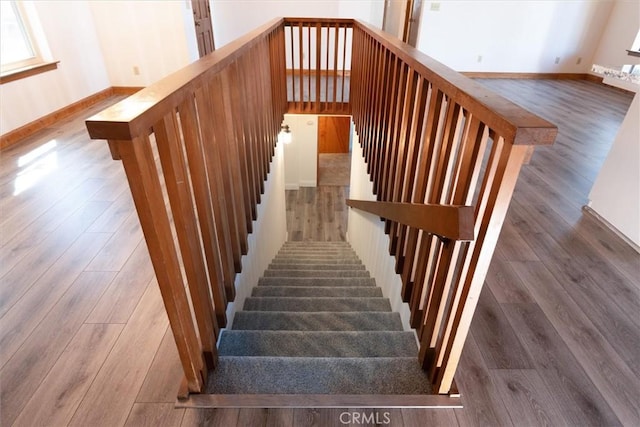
283, 18, 352, 114
85, 19, 288, 394
85, 17, 556, 398
348, 21, 557, 394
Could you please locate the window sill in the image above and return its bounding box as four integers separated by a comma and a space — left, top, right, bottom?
627, 50, 640, 58
0, 61, 60, 85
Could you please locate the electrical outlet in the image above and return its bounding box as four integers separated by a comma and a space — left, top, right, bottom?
576, 57, 582, 65
133, 66, 140, 75
430, 2, 440, 11
554, 57, 560, 64
477, 55, 483, 63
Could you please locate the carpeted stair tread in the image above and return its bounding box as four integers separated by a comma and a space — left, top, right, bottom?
218, 331, 417, 357
207, 357, 431, 394
268, 263, 365, 270
232, 311, 403, 331
258, 277, 376, 287
270, 258, 362, 265
252, 286, 382, 297
264, 270, 369, 278
243, 297, 391, 312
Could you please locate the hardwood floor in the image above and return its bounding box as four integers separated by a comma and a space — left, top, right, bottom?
0, 79, 637, 426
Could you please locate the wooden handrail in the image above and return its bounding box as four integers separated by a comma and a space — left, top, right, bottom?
86, 18, 284, 141
346, 199, 474, 241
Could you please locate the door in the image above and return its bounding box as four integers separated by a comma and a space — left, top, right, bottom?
318, 116, 351, 153
382, 0, 410, 41
192, 0, 215, 57
405, 0, 423, 47
382, 0, 421, 46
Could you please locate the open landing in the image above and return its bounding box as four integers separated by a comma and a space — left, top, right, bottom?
178, 241, 459, 408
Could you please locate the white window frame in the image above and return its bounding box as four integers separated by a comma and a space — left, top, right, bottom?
1, 1, 45, 74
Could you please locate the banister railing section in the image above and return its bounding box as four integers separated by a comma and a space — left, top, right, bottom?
85, 17, 556, 399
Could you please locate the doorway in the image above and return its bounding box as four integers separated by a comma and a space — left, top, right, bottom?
382, 0, 422, 47
317, 116, 351, 186
192, 0, 215, 57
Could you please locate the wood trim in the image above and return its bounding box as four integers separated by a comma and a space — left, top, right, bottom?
0, 86, 144, 151
346, 199, 475, 241
0, 61, 59, 85
461, 72, 593, 80
177, 393, 462, 408
111, 86, 144, 95
285, 68, 351, 77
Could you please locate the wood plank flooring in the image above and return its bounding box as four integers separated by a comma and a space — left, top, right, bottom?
0, 79, 637, 426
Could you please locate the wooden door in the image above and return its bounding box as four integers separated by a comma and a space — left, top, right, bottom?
192, 0, 215, 57
405, 0, 423, 47
318, 116, 351, 153
382, 0, 410, 41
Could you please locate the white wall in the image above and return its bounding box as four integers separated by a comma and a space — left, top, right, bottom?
416, 0, 615, 73
347, 132, 413, 332
592, 0, 640, 67
588, 89, 640, 250
226, 142, 288, 327
282, 114, 319, 189
211, 0, 384, 48
88, 1, 198, 87
0, 1, 110, 134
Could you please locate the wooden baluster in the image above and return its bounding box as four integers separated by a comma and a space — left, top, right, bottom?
230, 61, 256, 227
389, 68, 418, 259
374, 50, 394, 195
350, 27, 362, 129
380, 58, 406, 204
194, 84, 236, 300
395, 77, 429, 276
178, 97, 229, 328
378, 56, 401, 199
324, 26, 329, 111
416, 100, 464, 349
371, 47, 389, 193
403, 88, 445, 319
333, 23, 339, 111
307, 24, 312, 111
219, 69, 250, 255
432, 140, 529, 394
207, 74, 244, 271
341, 25, 349, 111
298, 22, 304, 111
111, 136, 205, 393
153, 111, 220, 358
363, 39, 378, 171
237, 54, 261, 210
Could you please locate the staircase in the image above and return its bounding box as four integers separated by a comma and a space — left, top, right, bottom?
206, 241, 432, 402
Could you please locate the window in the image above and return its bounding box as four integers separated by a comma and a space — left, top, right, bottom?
0, 1, 42, 73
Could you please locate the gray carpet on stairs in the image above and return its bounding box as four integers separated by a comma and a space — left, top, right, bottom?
207, 241, 430, 395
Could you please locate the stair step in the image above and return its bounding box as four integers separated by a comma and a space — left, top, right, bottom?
252, 286, 382, 298
283, 242, 351, 247
232, 311, 403, 331
271, 258, 362, 265
218, 331, 417, 357
277, 249, 358, 255
243, 297, 391, 312
275, 252, 359, 258
258, 277, 376, 287
264, 270, 369, 278
207, 357, 431, 395
268, 263, 365, 270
